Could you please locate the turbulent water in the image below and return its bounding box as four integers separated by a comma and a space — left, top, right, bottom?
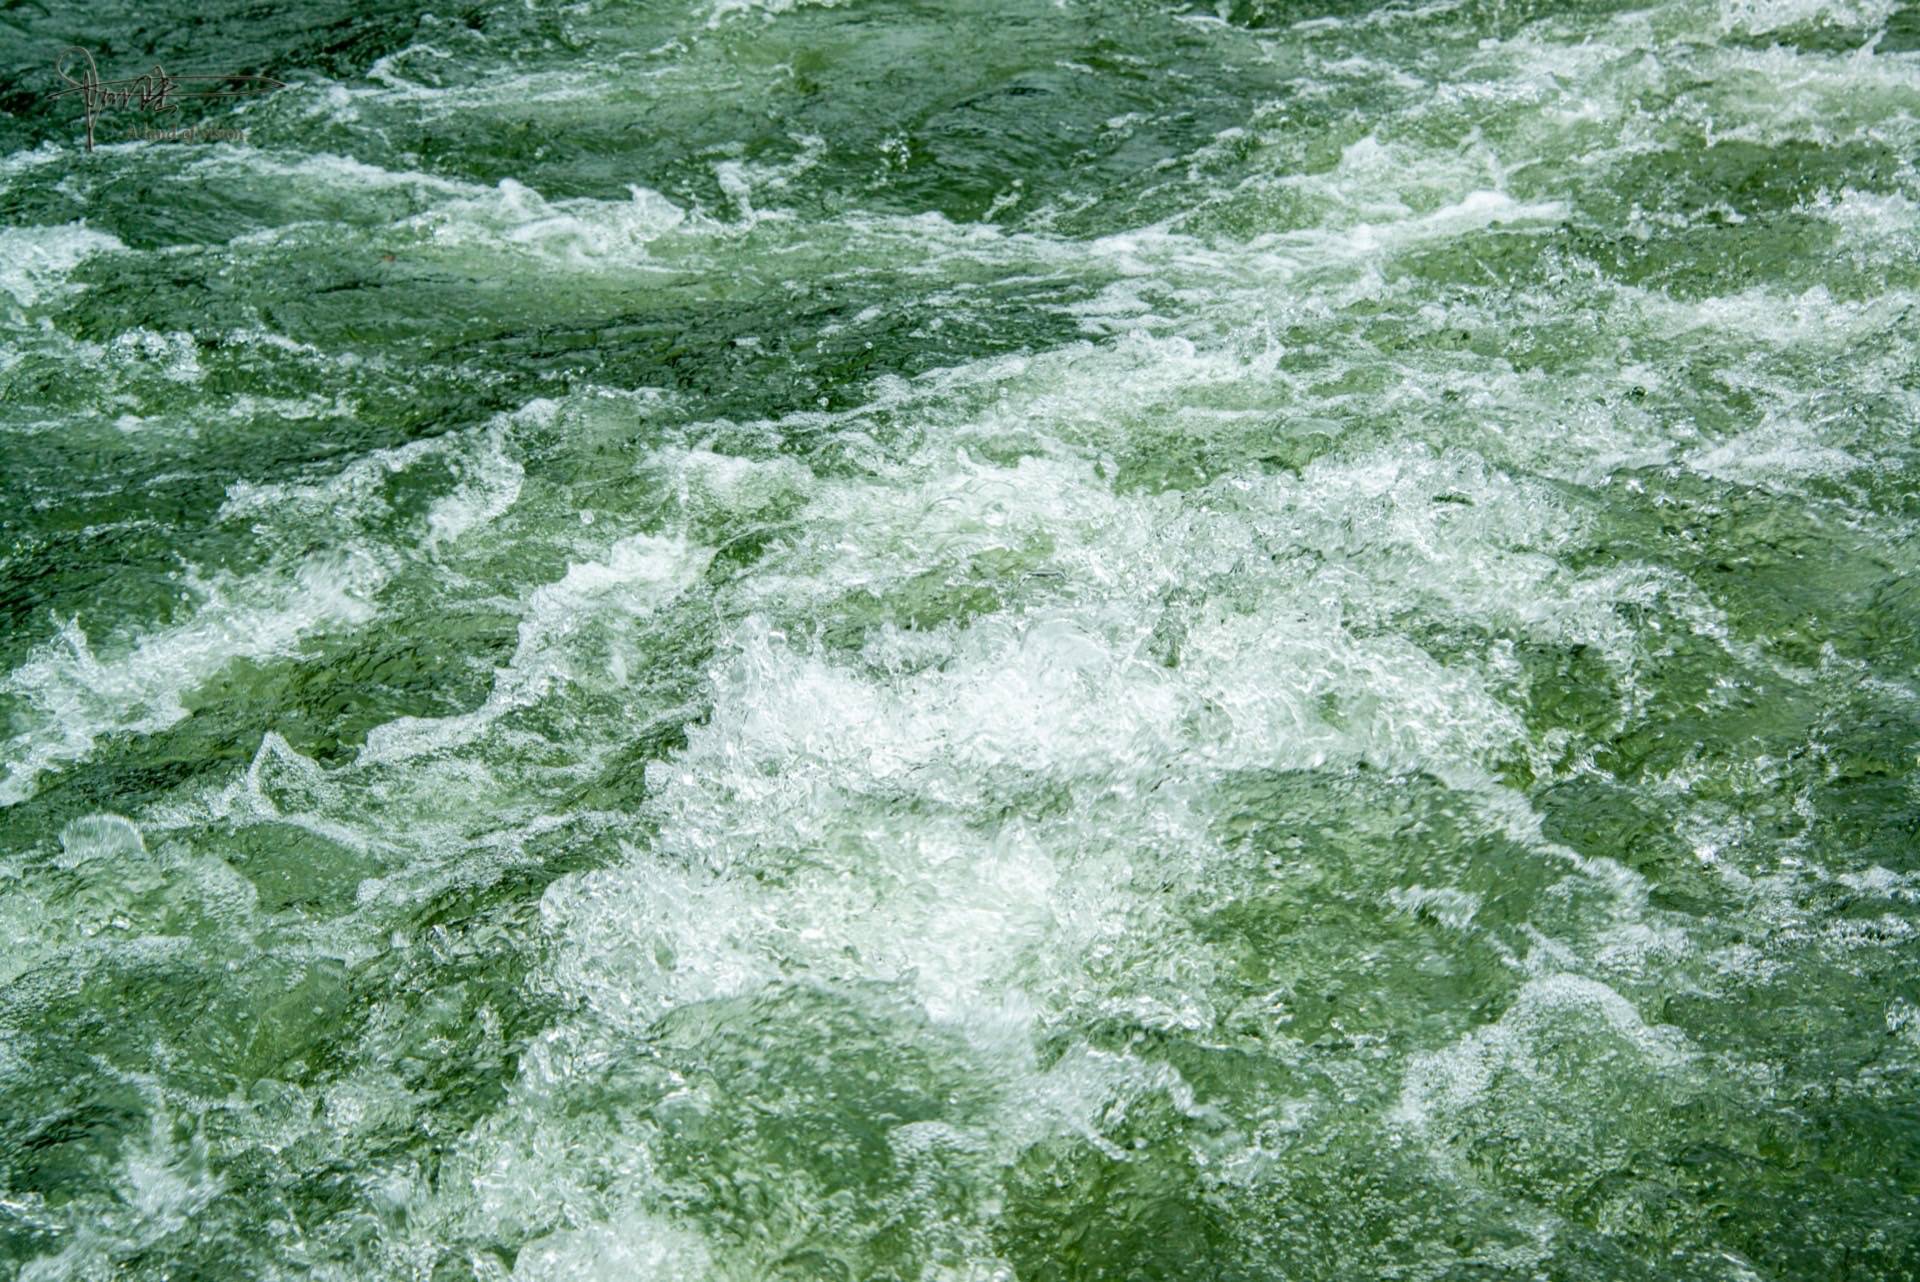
2, 0, 1919, 1277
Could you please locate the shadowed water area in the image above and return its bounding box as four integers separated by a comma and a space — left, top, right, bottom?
2, 0, 1918, 1278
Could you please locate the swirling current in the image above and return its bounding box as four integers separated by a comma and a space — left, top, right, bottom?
2, 0, 1919, 1278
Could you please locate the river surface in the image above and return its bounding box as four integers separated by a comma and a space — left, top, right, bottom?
2, 1, 1919, 1278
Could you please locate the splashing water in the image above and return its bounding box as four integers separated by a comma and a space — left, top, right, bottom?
2, 0, 1918, 1278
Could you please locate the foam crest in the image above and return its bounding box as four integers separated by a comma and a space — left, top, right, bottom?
359, 532, 709, 765
0, 554, 381, 806
403, 179, 689, 268
0, 223, 125, 310
1393, 971, 1696, 1130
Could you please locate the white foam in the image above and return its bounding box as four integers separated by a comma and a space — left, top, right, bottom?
358, 533, 709, 765
0, 222, 124, 309
0, 553, 381, 806
510, 1218, 712, 1282
703, 0, 848, 27
1393, 971, 1694, 1130
1714, 0, 1898, 37
404, 179, 688, 269
426, 427, 526, 550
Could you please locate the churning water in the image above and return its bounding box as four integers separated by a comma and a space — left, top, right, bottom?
2, 0, 1918, 1277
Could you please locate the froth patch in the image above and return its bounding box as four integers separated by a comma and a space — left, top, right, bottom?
359, 532, 709, 765
0, 223, 125, 310
1393, 972, 1697, 1163
404, 179, 689, 269
0, 555, 381, 806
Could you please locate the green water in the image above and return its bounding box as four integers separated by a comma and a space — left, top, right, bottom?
2, 0, 1919, 1277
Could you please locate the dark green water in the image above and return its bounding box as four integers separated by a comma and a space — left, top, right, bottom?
3, 0, 1919, 1278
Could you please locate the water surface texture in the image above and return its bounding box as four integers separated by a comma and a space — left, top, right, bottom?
3, 0, 1919, 1278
